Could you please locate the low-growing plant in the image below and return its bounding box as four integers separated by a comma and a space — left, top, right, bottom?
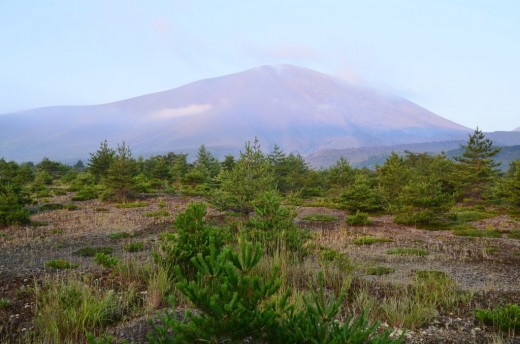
353, 236, 393, 245
123, 241, 145, 252
386, 247, 429, 256
475, 304, 520, 331
0, 297, 12, 309
95, 253, 119, 268
46, 259, 79, 269
508, 230, 520, 240
345, 210, 372, 226
115, 201, 148, 209
301, 213, 337, 222
74, 246, 114, 257
366, 266, 395, 276
95, 207, 110, 212
33, 277, 127, 343
415, 270, 448, 281
452, 228, 501, 238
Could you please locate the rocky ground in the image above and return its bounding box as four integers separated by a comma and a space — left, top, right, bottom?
1, 197, 520, 343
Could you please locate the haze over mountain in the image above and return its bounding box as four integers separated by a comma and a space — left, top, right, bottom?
0, 64, 487, 163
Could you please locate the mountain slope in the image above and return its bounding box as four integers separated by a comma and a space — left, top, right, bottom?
0, 64, 471, 162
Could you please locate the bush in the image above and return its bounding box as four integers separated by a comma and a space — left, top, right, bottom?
46, 259, 79, 269
74, 246, 114, 257
148, 240, 401, 344
94, 253, 119, 268
353, 236, 392, 245
154, 202, 229, 279
475, 304, 520, 331
123, 241, 145, 252
452, 228, 501, 238
345, 211, 371, 226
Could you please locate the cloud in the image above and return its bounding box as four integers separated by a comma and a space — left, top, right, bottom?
243, 43, 319, 63
150, 104, 212, 119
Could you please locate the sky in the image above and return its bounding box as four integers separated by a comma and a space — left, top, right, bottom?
1, 0, 519, 132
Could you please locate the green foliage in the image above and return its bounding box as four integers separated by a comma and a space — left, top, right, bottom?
0, 297, 12, 309
46, 259, 80, 269
155, 202, 229, 279
414, 270, 449, 281
149, 239, 284, 343
475, 304, 520, 331
452, 228, 501, 238
123, 241, 145, 252
341, 173, 384, 212
386, 247, 429, 256
301, 213, 337, 222
353, 236, 393, 245
345, 211, 371, 226
366, 266, 395, 276
115, 201, 148, 208
212, 138, 275, 212
74, 246, 114, 257
33, 278, 123, 343
454, 128, 501, 201
376, 153, 411, 209
107, 142, 138, 201
88, 140, 116, 182
149, 241, 399, 344
248, 191, 296, 230
94, 253, 119, 268
0, 183, 30, 227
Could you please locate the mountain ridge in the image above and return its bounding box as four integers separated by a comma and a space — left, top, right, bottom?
0, 64, 482, 162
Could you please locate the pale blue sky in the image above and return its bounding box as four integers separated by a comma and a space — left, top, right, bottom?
1, 0, 519, 131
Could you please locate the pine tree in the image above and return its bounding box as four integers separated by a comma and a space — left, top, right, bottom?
454, 128, 500, 201
107, 142, 137, 201
88, 140, 116, 182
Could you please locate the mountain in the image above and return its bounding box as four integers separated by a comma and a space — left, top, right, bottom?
0, 64, 472, 162
515, 127, 520, 131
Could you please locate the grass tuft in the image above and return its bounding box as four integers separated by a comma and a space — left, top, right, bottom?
366, 266, 395, 276
123, 241, 145, 253
46, 259, 79, 269
452, 228, 501, 238
352, 236, 392, 245
386, 247, 429, 256
74, 246, 114, 257
108, 232, 134, 240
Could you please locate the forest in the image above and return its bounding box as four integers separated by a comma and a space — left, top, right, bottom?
1, 128, 519, 343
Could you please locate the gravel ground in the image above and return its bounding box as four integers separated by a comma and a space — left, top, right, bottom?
1, 201, 520, 343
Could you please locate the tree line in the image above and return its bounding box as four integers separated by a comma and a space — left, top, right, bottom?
1, 128, 519, 228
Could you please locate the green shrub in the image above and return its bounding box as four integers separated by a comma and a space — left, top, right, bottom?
452, 228, 501, 238
301, 213, 337, 222
345, 210, 371, 226
33, 278, 125, 343
248, 191, 296, 230
319, 248, 351, 272
353, 236, 392, 245
154, 202, 229, 279
123, 241, 145, 252
148, 240, 401, 344
0, 297, 12, 309
452, 209, 494, 222
71, 186, 98, 201
386, 247, 429, 256
46, 259, 79, 269
415, 270, 448, 281
475, 304, 520, 331
74, 246, 114, 257
508, 230, 520, 240
115, 202, 148, 209
366, 266, 395, 276
94, 253, 119, 268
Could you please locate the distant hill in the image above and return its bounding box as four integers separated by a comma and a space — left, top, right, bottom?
307, 142, 520, 171
0, 64, 471, 163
